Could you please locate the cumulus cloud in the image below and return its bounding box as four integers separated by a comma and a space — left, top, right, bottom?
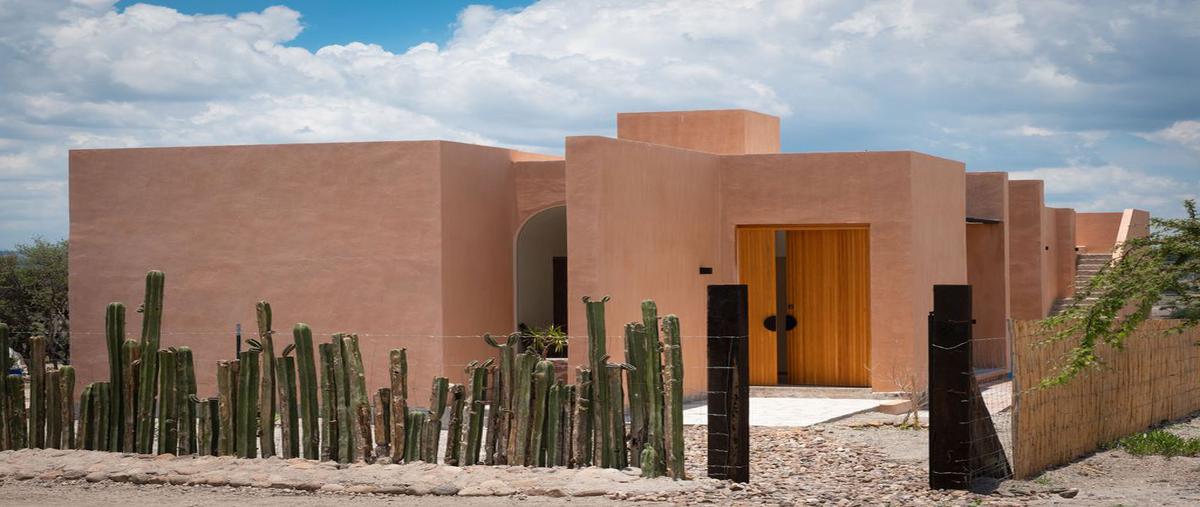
1010, 165, 1199, 213
0, 0, 1199, 247
1140, 120, 1200, 155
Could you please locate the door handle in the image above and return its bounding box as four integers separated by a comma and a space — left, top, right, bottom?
763, 315, 777, 332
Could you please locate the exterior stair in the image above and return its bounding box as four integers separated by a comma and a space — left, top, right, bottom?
1050, 252, 1111, 316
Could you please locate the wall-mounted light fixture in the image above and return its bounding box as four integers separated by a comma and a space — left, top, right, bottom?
699, 266, 713, 275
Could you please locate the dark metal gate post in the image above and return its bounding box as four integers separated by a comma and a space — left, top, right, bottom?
707, 284, 749, 483
929, 284, 972, 490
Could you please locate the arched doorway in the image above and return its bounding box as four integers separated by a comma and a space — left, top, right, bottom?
515, 206, 568, 355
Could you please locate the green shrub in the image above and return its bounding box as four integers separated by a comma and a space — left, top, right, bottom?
1113, 429, 1200, 457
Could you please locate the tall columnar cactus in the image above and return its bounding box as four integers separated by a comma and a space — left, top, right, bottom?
0, 323, 8, 450
196, 398, 213, 456
443, 384, 464, 465
343, 334, 372, 462
607, 363, 631, 469
388, 348, 407, 464
372, 388, 391, 458
216, 360, 236, 456
484, 365, 501, 465
484, 333, 518, 465
662, 315, 685, 479
60, 365, 75, 450
157, 349, 177, 454
46, 369, 62, 449
571, 366, 592, 468
255, 301, 277, 458
292, 323, 320, 460
275, 346, 299, 458
235, 350, 260, 459
641, 300, 666, 476
121, 339, 139, 452
330, 334, 352, 463
318, 343, 338, 461
583, 296, 612, 468
624, 322, 647, 467
176, 347, 197, 454
508, 352, 537, 466
6, 374, 26, 449
529, 359, 554, 466
29, 334, 46, 448
95, 382, 110, 451
75, 384, 91, 450
544, 381, 561, 467
560, 384, 575, 467
462, 359, 491, 466
105, 302, 125, 451
404, 410, 425, 462
421, 376, 449, 463
135, 270, 165, 454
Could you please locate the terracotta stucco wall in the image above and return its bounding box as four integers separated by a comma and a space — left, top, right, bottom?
719, 151, 963, 390
1008, 180, 1046, 320
1053, 208, 1077, 299
965, 172, 1010, 370
616, 110, 780, 155
1075, 212, 1123, 253
908, 153, 969, 379
69, 142, 446, 397
514, 160, 566, 227
1115, 209, 1151, 256
565, 136, 722, 397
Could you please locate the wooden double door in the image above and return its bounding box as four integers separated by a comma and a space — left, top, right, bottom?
737, 226, 871, 387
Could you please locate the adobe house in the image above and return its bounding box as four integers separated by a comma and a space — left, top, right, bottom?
68, 109, 1147, 400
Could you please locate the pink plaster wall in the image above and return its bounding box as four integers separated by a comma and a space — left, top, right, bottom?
1075, 212, 1123, 253
1008, 180, 1045, 320
565, 136, 722, 396
69, 142, 447, 398
720, 151, 966, 390
514, 160, 566, 227
965, 172, 1010, 370
1053, 208, 1077, 299
616, 110, 781, 155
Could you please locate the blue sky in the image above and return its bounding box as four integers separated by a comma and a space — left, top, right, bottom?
1, 1, 1197, 248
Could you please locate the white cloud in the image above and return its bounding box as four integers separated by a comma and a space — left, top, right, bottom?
1010, 165, 1199, 212
0, 0, 1198, 247
1140, 120, 1200, 155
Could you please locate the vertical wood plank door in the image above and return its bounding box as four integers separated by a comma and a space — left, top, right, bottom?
736, 227, 778, 385
786, 228, 871, 387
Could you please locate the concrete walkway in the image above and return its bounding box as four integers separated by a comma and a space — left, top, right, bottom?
682, 397, 882, 427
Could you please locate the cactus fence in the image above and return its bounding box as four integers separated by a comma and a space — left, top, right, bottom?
0, 270, 688, 478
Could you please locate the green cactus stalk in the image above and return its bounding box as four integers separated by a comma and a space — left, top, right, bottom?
236, 350, 260, 458
560, 384, 575, 467
422, 376, 449, 463
134, 270, 165, 454
254, 301, 277, 458
404, 410, 425, 462
292, 323, 319, 460
443, 384, 465, 465
607, 363, 629, 469
342, 334, 372, 462
88, 384, 102, 450
177, 347, 197, 454
96, 382, 110, 452
641, 300, 666, 476
105, 302, 125, 451
157, 349, 177, 454
29, 334, 45, 448
571, 366, 592, 468
7, 374, 27, 449
60, 365, 75, 450
640, 446, 661, 478
216, 360, 235, 456
388, 348, 407, 464
121, 340, 139, 452
373, 388, 390, 458
484, 365, 501, 465
529, 359, 553, 466
583, 296, 612, 468
76, 384, 91, 450
331, 334, 352, 463
275, 351, 299, 459
318, 343, 337, 461
0, 323, 8, 450
196, 398, 212, 456
46, 369, 62, 448
544, 381, 561, 467
508, 352, 537, 466
462, 360, 491, 465
484, 333, 517, 464
624, 322, 646, 467
662, 315, 685, 479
